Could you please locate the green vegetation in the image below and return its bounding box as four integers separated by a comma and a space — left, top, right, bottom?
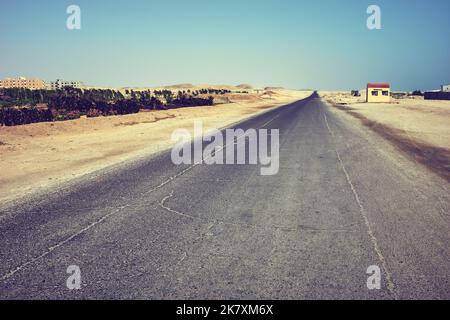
0, 87, 217, 126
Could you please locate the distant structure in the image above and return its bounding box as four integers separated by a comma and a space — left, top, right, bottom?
366, 83, 391, 103
49, 79, 84, 90
0, 76, 46, 90
425, 84, 450, 100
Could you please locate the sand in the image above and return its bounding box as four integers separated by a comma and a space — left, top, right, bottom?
0, 89, 311, 205
322, 91, 450, 181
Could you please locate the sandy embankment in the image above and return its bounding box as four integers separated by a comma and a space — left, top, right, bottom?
0, 89, 311, 204
322, 91, 450, 181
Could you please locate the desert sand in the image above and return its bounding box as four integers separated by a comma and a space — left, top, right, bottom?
0, 89, 311, 205
322, 91, 450, 181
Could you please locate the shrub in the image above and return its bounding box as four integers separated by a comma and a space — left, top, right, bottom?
87, 109, 103, 118
0, 107, 53, 126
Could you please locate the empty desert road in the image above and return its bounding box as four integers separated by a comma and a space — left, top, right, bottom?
0, 94, 449, 299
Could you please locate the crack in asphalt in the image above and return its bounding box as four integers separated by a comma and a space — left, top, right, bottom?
158, 190, 355, 234
322, 109, 398, 299
0, 204, 131, 282
159, 191, 197, 220
0, 113, 281, 283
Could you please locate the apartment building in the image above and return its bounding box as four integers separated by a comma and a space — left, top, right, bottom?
49, 79, 85, 90
441, 84, 450, 92
0, 77, 46, 90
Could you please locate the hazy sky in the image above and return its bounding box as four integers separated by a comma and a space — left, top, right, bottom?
1, 0, 450, 90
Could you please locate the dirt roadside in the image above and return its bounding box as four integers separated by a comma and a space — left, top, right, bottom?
0, 90, 311, 205
322, 92, 450, 182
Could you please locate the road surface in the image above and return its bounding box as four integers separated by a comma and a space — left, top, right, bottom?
0, 94, 449, 299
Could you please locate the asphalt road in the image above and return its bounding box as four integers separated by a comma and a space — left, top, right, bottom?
0, 94, 449, 299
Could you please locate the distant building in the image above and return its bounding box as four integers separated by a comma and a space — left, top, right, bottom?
425, 90, 450, 100
424, 84, 450, 100
366, 83, 391, 103
49, 79, 84, 90
441, 84, 450, 92
0, 76, 46, 90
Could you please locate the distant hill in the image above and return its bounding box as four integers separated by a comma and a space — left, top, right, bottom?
120, 83, 250, 92
164, 83, 195, 89
264, 86, 284, 90
236, 84, 253, 90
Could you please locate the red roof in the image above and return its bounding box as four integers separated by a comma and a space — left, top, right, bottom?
367, 83, 390, 88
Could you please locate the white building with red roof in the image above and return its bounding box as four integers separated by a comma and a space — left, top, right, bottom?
366, 83, 391, 103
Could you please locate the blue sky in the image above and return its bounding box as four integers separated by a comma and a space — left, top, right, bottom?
1, 0, 450, 90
